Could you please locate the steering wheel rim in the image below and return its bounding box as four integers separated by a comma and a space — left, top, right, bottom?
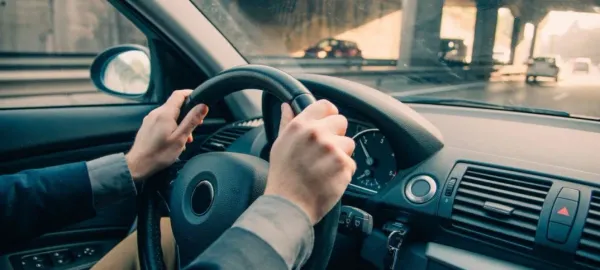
137, 64, 339, 270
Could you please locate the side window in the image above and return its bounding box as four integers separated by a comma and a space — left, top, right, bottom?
317, 40, 329, 49
0, 1, 149, 109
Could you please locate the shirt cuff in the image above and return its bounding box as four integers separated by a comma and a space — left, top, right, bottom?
232, 195, 314, 269
86, 153, 137, 210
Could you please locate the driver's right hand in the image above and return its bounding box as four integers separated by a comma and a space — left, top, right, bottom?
265, 100, 357, 225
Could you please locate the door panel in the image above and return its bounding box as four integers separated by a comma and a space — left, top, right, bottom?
0, 104, 227, 269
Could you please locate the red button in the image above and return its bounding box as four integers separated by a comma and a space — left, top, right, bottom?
557, 207, 570, 216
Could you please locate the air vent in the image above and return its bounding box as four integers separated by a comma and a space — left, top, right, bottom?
576, 191, 600, 269
199, 118, 263, 152
450, 165, 552, 251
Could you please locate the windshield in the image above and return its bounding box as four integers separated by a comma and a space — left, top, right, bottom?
192, 0, 600, 120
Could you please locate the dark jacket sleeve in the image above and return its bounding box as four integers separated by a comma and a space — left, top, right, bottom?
0, 162, 96, 250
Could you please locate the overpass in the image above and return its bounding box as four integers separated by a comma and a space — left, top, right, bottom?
205, 0, 600, 69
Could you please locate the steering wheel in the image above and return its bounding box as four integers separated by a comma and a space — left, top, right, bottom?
137, 65, 340, 270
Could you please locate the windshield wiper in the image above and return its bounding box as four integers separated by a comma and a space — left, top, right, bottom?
399, 97, 571, 117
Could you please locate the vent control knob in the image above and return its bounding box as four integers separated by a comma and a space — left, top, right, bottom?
405, 175, 437, 204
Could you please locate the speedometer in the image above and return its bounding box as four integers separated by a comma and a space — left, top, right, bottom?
350, 129, 397, 193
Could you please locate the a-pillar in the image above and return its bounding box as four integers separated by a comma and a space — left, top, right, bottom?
397, 0, 445, 67
471, 0, 500, 66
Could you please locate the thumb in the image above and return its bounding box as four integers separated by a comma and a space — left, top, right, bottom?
279, 102, 294, 133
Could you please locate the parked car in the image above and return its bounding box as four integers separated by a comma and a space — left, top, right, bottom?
526, 56, 560, 82
573, 57, 591, 73
303, 38, 363, 59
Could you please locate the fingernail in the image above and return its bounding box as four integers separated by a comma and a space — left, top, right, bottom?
198, 104, 209, 114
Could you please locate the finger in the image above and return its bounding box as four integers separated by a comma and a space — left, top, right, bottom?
316, 114, 348, 136
187, 134, 194, 144
295, 99, 338, 122
333, 135, 356, 156
279, 103, 294, 133
172, 104, 209, 141
164, 89, 193, 109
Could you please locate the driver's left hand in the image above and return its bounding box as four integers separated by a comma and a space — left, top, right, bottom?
125, 90, 209, 182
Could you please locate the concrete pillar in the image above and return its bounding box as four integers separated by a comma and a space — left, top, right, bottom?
528, 23, 538, 58
509, 17, 521, 65
471, 0, 499, 66
397, 0, 445, 67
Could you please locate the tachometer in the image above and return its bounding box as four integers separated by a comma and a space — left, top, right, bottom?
350, 129, 397, 193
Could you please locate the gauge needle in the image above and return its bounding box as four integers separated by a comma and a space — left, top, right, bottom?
360, 139, 371, 159
360, 140, 375, 166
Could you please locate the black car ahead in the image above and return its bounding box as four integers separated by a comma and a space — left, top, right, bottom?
303, 38, 363, 59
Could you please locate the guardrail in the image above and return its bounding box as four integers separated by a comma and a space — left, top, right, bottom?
0, 53, 525, 97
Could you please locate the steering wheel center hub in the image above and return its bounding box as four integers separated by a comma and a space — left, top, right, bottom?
169, 152, 269, 265
191, 180, 214, 216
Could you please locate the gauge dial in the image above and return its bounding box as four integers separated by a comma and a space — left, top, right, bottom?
350, 129, 397, 193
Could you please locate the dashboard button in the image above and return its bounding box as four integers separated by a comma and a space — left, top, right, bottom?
558, 188, 579, 201
547, 222, 571, 243
550, 198, 578, 226
405, 175, 437, 204
411, 180, 430, 197
444, 178, 457, 196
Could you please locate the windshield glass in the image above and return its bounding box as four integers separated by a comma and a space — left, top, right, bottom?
193, 0, 600, 120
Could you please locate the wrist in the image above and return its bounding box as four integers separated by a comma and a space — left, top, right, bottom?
264, 188, 317, 225
125, 153, 147, 182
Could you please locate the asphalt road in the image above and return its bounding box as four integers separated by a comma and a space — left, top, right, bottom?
397, 71, 600, 119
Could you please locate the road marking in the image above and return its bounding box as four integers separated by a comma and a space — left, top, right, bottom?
390, 82, 487, 97
553, 92, 569, 101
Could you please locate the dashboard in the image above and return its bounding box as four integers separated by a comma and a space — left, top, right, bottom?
200, 96, 600, 270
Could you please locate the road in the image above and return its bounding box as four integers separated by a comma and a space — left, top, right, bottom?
0, 67, 599, 120
364, 66, 600, 120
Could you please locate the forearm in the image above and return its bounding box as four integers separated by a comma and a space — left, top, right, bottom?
184, 195, 314, 270
0, 162, 96, 247
87, 153, 138, 209
0, 153, 138, 250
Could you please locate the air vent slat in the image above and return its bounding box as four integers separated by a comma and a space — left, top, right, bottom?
576, 191, 600, 269
449, 165, 552, 252
466, 169, 552, 191
454, 196, 539, 222
220, 129, 251, 137
209, 137, 236, 145
456, 188, 543, 212
459, 181, 545, 204
581, 238, 600, 250
198, 118, 262, 153
587, 218, 600, 228
452, 204, 537, 231
212, 134, 241, 141
576, 250, 600, 264
451, 215, 536, 243
583, 227, 600, 239
450, 224, 534, 250
462, 175, 548, 197
589, 209, 600, 219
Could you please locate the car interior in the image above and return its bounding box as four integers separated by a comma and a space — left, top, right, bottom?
1, 1, 600, 270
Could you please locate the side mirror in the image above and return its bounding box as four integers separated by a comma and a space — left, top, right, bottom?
90, 45, 151, 100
